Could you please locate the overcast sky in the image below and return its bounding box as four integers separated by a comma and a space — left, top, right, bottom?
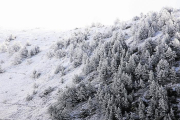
0, 0, 180, 30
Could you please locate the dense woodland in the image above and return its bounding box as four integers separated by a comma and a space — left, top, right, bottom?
47, 7, 180, 120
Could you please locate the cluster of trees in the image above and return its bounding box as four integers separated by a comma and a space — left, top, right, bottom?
12, 45, 40, 65
48, 82, 96, 119
54, 65, 65, 76
47, 40, 67, 59
49, 7, 180, 120
131, 7, 180, 43
0, 36, 40, 65
48, 28, 113, 70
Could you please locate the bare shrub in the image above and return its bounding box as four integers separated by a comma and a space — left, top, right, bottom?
6, 34, 16, 42
26, 41, 31, 46
12, 54, 22, 65
0, 65, 5, 73
28, 46, 40, 57
26, 59, 33, 65
26, 94, 33, 101
52, 41, 64, 51
33, 90, 37, 95
73, 74, 83, 84
55, 50, 66, 59
19, 47, 28, 58
47, 50, 55, 58
33, 83, 39, 89
0, 43, 8, 53
39, 87, 54, 97
32, 70, 41, 79
8, 42, 21, 55
54, 65, 65, 75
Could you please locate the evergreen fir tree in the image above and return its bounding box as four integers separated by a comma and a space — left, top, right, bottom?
127, 55, 137, 74
148, 70, 155, 83
115, 107, 122, 120
148, 27, 155, 37
99, 59, 109, 83
170, 108, 175, 119
168, 68, 177, 83
159, 98, 169, 117
140, 79, 145, 88
149, 80, 157, 97
165, 47, 176, 65
135, 63, 143, 80
147, 104, 153, 117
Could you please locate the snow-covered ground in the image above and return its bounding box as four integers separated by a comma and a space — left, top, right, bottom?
0, 28, 85, 119
0, 25, 113, 119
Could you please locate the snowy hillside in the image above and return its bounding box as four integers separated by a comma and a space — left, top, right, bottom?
1, 7, 180, 120
0, 27, 112, 119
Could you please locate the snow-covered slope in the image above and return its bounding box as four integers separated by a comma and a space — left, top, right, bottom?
0, 29, 69, 119
1, 7, 180, 120
0, 26, 112, 119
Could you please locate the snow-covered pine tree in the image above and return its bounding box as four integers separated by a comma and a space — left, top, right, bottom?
140, 79, 145, 88
147, 103, 153, 118
126, 55, 136, 74
168, 67, 177, 83
148, 70, 155, 83
135, 63, 143, 80
165, 47, 176, 65
148, 27, 155, 37
138, 99, 145, 120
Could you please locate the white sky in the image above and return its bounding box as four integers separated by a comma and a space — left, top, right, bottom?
0, 0, 180, 30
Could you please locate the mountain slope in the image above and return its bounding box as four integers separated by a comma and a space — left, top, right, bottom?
0, 7, 180, 120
